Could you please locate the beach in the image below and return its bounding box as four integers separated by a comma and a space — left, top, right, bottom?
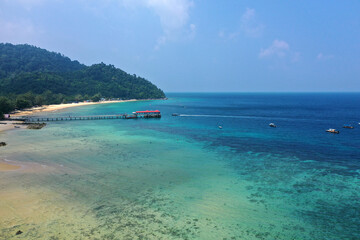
0, 99, 145, 133
11, 99, 139, 117
0, 121, 27, 133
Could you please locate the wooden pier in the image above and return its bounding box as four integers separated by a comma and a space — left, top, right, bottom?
10, 110, 161, 122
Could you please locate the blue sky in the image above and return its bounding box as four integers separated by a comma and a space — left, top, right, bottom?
0, 0, 359, 92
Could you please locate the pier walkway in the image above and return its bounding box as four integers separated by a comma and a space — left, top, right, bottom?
9, 110, 161, 122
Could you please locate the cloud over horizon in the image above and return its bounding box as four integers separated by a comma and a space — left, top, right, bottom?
0, 19, 38, 44
241, 8, 264, 37
220, 7, 264, 40
259, 40, 290, 58
317, 53, 334, 60
3, 0, 46, 10
122, 0, 195, 49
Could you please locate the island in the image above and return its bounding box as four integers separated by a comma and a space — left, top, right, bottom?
0, 43, 165, 118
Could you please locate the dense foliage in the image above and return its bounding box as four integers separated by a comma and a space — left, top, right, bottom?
0, 43, 165, 117
0, 43, 85, 78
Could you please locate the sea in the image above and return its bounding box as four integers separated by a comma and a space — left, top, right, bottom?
1, 93, 360, 240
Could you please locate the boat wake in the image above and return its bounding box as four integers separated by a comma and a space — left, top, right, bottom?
178, 114, 329, 122
179, 114, 287, 120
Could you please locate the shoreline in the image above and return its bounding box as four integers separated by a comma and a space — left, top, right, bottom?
1, 98, 165, 133
11, 99, 141, 117
0, 121, 27, 133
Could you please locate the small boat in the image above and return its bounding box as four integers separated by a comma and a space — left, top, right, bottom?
14, 126, 20, 128
326, 128, 339, 134
269, 123, 276, 128
343, 125, 354, 129
218, 125, 223, 129
125, 114, 138, 119
172, 113, 179, 116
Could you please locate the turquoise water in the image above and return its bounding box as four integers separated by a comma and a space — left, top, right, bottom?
1, 93, 360, 239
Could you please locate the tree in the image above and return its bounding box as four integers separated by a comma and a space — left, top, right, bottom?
91, 93, 102, 102
42, 90, 54, 104
34, 95, 45, 106
0, 97, 14, 118
74, 94, 83, 102
15, 98, 32, 109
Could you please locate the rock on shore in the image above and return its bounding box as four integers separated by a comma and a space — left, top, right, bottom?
26, 123, 47, 129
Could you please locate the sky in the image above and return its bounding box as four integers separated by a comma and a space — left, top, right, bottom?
0, 0, 359, 92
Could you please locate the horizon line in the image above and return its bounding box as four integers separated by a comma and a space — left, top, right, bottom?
164, 91, 360, 94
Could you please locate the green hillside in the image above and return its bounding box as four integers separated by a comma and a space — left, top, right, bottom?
0, 43, 165, 117
0, 43, 85, 78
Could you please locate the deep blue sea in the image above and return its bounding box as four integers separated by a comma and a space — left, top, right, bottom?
165, 93, 360, 171
1, 93, 359, 239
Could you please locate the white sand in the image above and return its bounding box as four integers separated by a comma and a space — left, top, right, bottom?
12, 99, 139, 117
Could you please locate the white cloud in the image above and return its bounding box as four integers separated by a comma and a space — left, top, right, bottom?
0, 19, 38, 44
241, 8, 264, 37
121, 0, 195, 49
189, 23, 196, 32
146, 0, 193, 30
189, 23, 196, 38
317, 53, 334, 60
218, 30, 225, 38
259, 40, 290, 58
220, 8, 264, 40
4, 0, 48, 10
2, 0, 194, 49
292, 52, 301, 62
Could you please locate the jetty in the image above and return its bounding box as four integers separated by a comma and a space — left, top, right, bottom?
9, 110, 161, 122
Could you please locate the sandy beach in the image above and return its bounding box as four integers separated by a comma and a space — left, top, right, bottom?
0, 121, 27, 133
11, 99, 139, 117
0, 99, 147, 133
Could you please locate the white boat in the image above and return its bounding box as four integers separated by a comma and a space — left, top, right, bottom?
269, 123, 276, 128
218, 125, 223, 129
326, 128, 339, 134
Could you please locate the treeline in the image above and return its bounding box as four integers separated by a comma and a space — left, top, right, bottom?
0, 43, 84, 78
0, 91, 104, 119
0, 43, 165, 118
1, 63, 166, 99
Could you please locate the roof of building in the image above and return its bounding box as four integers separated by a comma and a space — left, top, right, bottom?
135, 110, 160, 113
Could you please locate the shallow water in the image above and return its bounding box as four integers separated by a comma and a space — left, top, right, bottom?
1, 93, 360, 239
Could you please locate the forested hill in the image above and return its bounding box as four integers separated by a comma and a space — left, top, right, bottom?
0, 43, 85, 78
0, 43, 165, 116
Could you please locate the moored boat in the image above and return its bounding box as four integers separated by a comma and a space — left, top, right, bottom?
326, 128, 339, 134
